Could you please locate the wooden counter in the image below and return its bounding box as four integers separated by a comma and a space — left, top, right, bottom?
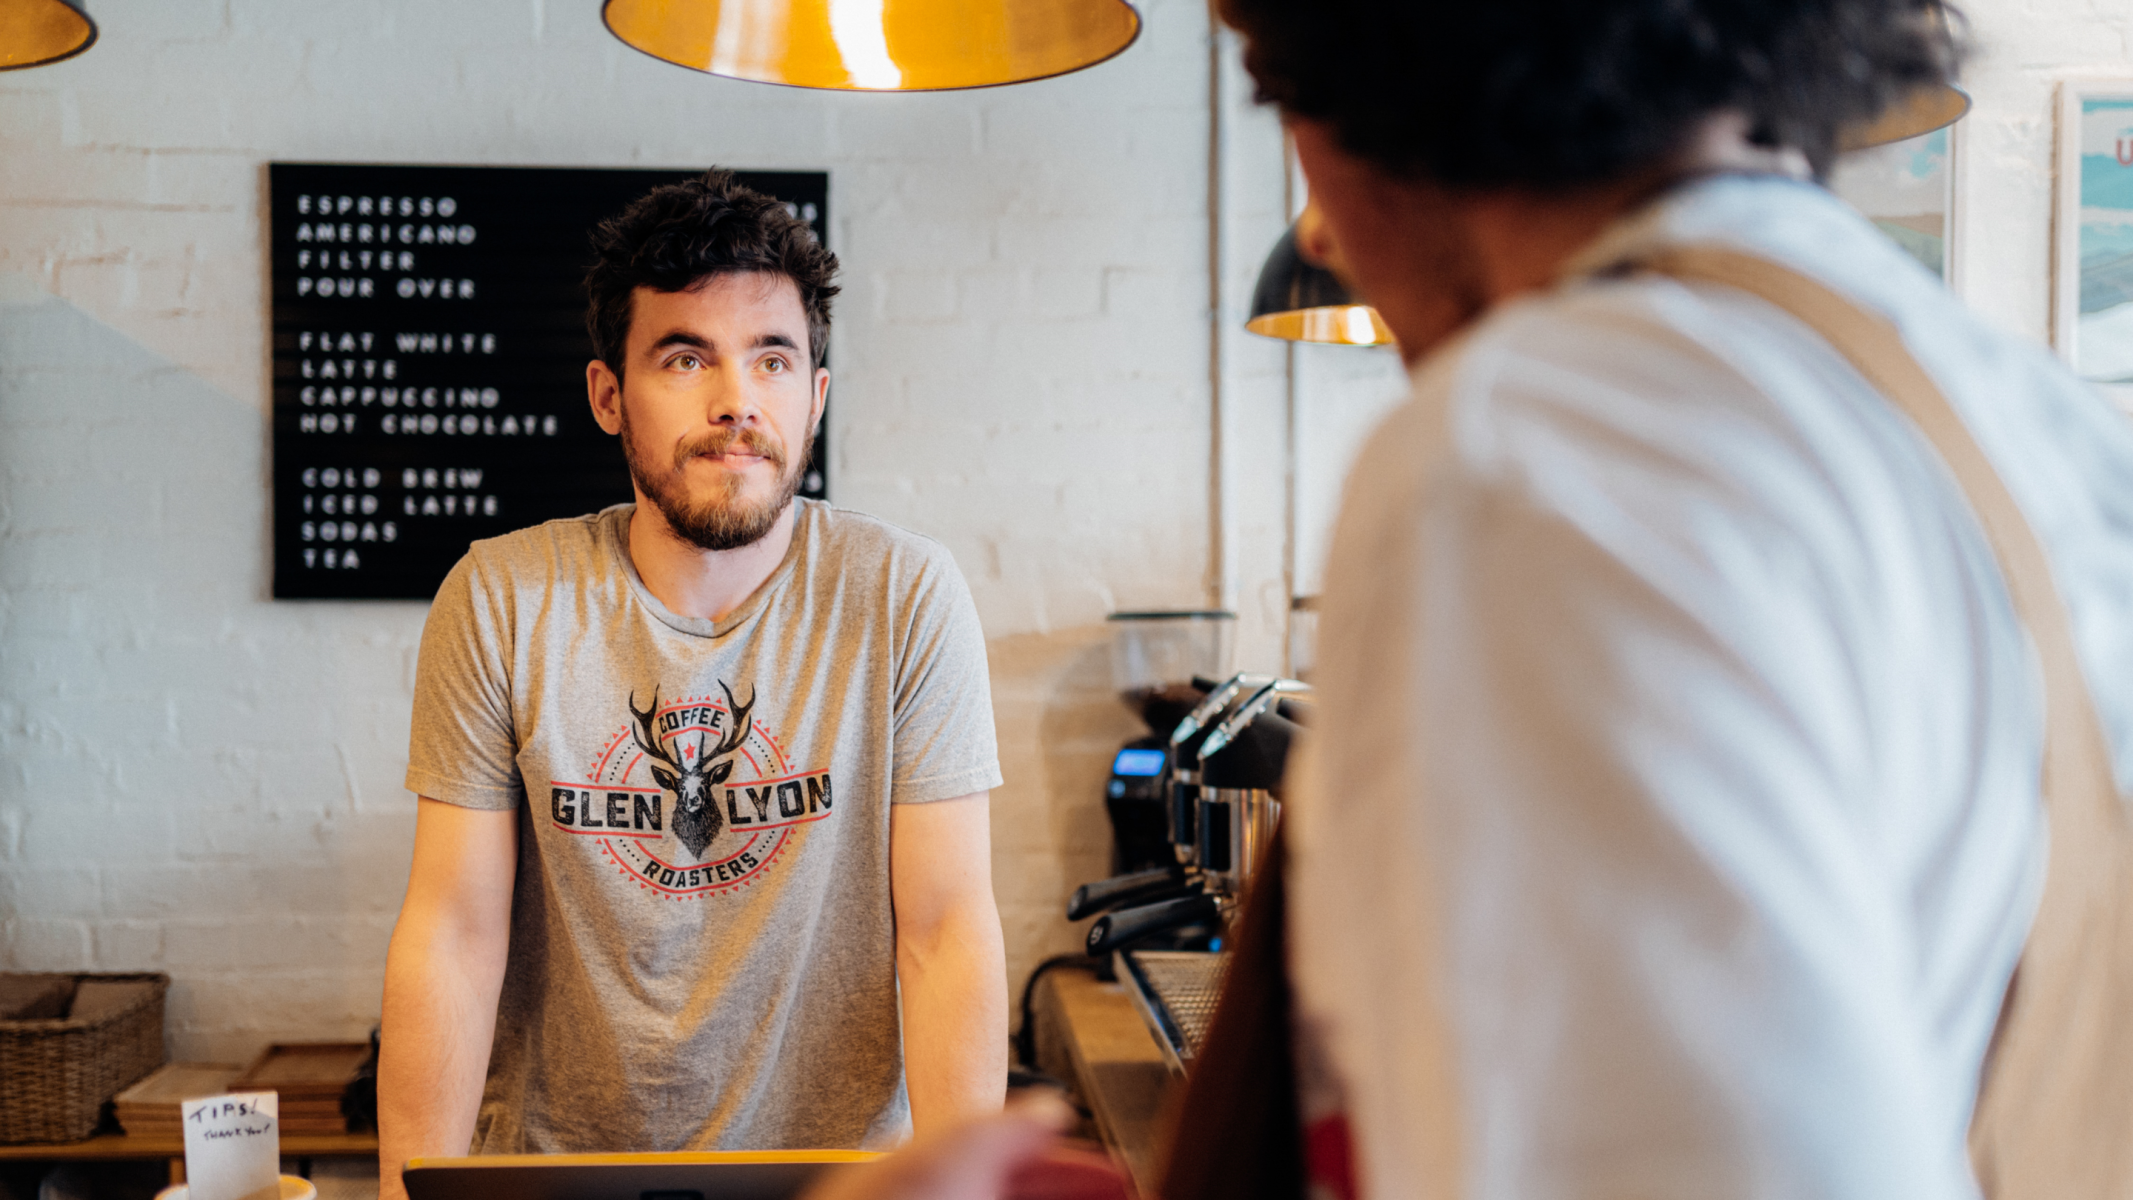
1031, 965, 1176, 1198
0, 1130, 377, 1185
6, 981, 1163, 1191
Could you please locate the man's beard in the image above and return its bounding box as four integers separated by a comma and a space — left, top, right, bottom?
621, 412, 812, 552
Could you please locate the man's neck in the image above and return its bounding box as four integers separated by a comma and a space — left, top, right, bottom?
626, 499, 798, 623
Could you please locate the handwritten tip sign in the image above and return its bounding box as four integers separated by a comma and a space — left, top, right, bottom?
180, 1091, 281, 1200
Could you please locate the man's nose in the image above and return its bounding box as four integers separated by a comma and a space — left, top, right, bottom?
703, 362, 761, 425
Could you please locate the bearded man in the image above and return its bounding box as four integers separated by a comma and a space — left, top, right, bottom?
375, 170, 1007, 1200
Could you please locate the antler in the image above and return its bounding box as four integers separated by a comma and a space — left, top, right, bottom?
713, 681, 755, 758
627, 689, 683, 771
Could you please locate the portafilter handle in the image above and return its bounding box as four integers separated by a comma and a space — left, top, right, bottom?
1065, 865, 1190, 921
1085, 893, 1222, 956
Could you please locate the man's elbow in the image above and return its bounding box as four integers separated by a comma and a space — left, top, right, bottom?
898, 897, 1004, 973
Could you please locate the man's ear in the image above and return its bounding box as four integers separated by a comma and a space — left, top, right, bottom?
587, 360, 624, 436
810, 367, 830, 437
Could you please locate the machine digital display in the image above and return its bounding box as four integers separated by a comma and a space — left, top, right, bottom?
1112, 748, 1167, 777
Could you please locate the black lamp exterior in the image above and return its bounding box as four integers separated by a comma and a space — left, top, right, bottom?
1245, 221, 1394, 346
1250, 224, 1353, 317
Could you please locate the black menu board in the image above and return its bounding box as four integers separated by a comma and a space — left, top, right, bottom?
270, 163, 830, 600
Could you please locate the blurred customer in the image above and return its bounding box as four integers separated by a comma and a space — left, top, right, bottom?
1206, 0, 2133, 1197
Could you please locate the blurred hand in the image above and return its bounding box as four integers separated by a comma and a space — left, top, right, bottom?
803, 1093, 1133, 1200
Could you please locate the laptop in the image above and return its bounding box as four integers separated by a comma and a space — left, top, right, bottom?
401, 1149, 879, 1200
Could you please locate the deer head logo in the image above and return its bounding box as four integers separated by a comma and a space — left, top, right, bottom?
628, 681, 757, 861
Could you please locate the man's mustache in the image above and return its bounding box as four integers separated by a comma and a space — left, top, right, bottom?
674, 427, 787, 471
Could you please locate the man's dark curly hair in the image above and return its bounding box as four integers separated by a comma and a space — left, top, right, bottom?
1218, 0, 1961, 185
585, 169, 839, 377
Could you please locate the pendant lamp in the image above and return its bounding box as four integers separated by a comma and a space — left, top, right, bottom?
0, 0, 94, 70
1245, 205, 1392, 347
603, 0, 1139, 91
1845, 81, 1970, 151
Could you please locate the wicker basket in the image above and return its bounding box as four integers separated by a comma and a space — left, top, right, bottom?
0, 973, 169, 1143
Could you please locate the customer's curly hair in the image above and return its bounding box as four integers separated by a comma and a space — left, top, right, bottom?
1218, 0, 1961, 185
585, 169, 839, 377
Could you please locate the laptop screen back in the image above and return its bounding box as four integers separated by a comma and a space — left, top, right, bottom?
402, 1149, 878, 1200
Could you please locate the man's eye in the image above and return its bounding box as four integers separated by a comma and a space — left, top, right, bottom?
673, 354, 701, 370
762, 357, 786, 374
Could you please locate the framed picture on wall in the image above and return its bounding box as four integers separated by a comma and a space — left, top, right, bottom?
2056, 80, 2133, 411
1829, 124, 1956, 282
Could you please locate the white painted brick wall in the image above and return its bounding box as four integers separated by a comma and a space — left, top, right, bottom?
0, 0, 1282, 1063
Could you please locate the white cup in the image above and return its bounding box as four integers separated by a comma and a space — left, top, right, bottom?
154, 1176, 318, 1200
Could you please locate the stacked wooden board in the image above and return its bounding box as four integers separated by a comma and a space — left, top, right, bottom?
231, 1043, 370, 1135
112, 1063, 242, 1137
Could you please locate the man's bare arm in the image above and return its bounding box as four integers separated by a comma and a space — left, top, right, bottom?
891, 792, 1009, 1137
377, 798, 518, 1200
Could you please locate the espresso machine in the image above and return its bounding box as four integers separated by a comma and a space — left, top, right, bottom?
1186, 677, 1305, 900
1066, 667, 1308, 1073
1073, 675, 1306, 945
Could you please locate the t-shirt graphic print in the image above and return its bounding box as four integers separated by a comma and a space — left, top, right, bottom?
553, 682, 836, 895
407, 500, 1001, 1155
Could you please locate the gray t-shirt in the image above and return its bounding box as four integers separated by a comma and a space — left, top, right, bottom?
406, 499, 1002, 1154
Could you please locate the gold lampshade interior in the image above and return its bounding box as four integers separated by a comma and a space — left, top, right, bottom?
604, 0, 1140, 91
1844, 82, 1970, 151
1245, 305, 1394, 347
0, 0, 94, 70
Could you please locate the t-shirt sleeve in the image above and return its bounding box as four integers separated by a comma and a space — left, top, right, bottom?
887, 544, 1003, 803
405, 551, 524, 810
